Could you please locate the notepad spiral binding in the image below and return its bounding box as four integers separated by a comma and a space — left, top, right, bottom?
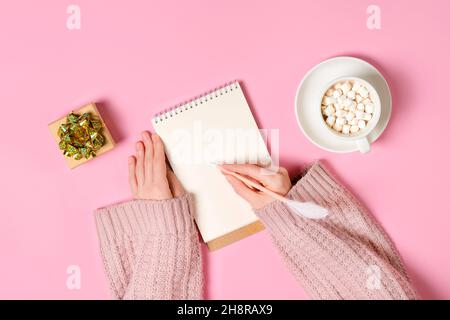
152, 81, 240, 124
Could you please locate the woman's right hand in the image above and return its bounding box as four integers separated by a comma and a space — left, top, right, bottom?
128, 131, 185, 200
220, 164, 292, 210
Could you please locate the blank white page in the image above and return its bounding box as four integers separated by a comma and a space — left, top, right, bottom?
152, 82, 271, 243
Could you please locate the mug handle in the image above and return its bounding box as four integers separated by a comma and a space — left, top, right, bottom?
356, 137, 371, 153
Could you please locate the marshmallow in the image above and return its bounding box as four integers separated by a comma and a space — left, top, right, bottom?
347, 90, 356, 99
335, 109, 347, 118
363, 112, 372, 121
343, 99, 353, 108
322, 96, 335, 105
326, 115, 336, 127
358, 119, 366, 129
332, 89, 343, 98
358, 86, 369, 98
323, 105, 335, 116
345, 112, 355, 121
336, 96, 345, 105
342, 124, 350, 135
350, 125, 360, 133
341, 81, 352, 93
356, 94, 363, 103
333, 123, 343, 132
357, 103, 365, 111
350, 118, 358, 126
336, 117, 347, 126
355, 110, 364, 119
365, 103, 374, 114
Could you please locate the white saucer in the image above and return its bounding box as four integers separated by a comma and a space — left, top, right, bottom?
294, 56, 392, 153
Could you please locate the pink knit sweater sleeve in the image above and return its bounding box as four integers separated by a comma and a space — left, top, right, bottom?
255, 162, 418, 300
94, 193, 203, 300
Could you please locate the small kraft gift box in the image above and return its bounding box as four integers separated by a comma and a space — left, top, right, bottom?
48, 103, 115, 169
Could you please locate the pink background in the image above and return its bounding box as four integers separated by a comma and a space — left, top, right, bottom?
0, 0, 449, 299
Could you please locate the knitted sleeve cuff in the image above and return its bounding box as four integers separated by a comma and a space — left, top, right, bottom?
95, 193, 195, 243
255, 161, 338, 229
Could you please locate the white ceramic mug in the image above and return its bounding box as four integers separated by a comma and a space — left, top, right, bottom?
319, 76, 381, 153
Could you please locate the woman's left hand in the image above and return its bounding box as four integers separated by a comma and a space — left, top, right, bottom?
128, 131, 184, 200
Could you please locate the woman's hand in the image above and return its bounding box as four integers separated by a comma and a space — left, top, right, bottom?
220, 164, 292, 209
128, 131, 184, 200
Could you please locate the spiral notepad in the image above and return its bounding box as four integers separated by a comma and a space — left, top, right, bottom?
152, 82, 271, 250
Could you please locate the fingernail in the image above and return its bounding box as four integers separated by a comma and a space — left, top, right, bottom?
142, 131, 150, 140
